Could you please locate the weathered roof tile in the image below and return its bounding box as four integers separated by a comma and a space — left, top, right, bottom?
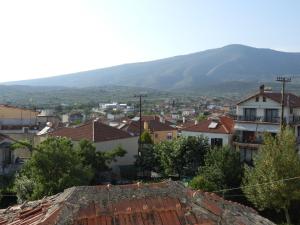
0, 181, 274, 225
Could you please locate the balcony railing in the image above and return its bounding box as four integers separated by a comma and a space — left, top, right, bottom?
291, 116, 300, 124
234, 116, 280, 123
234, 115, 300, 124
233, 135, 263, 144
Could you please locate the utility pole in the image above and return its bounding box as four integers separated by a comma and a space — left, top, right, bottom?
134, 94, 147, 155
276, 76, 291, 131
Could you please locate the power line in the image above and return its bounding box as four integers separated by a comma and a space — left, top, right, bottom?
211, 175, 300, 194
0, 194, 17, 197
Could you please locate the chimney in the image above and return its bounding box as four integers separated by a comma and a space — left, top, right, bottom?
144, 121, 149, 131
159, 116, 165, 123
92, 119, 98, 142
259, 84, 265, 94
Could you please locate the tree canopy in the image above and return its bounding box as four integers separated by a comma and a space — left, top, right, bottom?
14, 137, 126, 201
140, 131, 153, 144
243, 128, 300, 224
189, 146, 242, 193
154, 136, 209, 178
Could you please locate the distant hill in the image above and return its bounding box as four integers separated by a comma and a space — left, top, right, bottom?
5, 44, 300, 91
0, 85, 170, 107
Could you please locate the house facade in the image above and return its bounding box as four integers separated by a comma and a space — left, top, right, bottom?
233, 85, 300, 162
0, 105, 40, 143
0, 105, 39, 127
39, 120, 139, 178
0, 134, 30, 175
181, 116, 234, 148
122, 115, 178, 144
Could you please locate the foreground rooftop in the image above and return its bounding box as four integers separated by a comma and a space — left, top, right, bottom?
0, 181, 274, 225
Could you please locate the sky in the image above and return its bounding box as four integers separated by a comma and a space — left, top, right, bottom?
0, 0, 299, 82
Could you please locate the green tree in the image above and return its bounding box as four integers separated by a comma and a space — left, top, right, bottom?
76, 140, 126, 183
140, 131, 153, 144
243, 128, 300, 224
11, 139, 35, 154
136, 132, 157, 175
196, 113, 207, 122
154, 136, 209, 178
189, 146, 242, 192
15, 137, 93, 201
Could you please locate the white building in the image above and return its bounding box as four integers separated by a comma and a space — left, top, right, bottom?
233, 85, 300, 162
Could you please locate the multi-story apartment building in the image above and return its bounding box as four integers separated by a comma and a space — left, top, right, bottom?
233, 85, 300, 162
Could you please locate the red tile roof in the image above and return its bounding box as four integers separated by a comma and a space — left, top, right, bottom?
182, 116, 234, 134
48, 120, 131, 142
142, 115, 175, 126
124, 120, 176, 135
0, 181, 274, 225
237, 92, 300, 107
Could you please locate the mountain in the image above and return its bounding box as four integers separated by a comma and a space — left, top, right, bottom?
5, 44, 300, 90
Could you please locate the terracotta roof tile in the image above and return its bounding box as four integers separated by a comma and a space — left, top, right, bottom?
182, 116, 234, 134
124, 119, 176, 135
49, 120, 131, 142
0, 181, 275, 225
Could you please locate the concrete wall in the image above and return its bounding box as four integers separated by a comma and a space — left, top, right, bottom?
181, 131, 231, 146
94, 136, 139, 167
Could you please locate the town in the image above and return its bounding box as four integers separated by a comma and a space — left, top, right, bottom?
0, 1, 299, 224
0, 83, 300, 224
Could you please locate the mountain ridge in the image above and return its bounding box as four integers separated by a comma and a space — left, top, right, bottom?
4, 44, 300, 90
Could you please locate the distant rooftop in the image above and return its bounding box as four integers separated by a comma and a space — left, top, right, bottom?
48, 120, 132, 142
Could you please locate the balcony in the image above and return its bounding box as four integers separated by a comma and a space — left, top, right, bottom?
289, 116, 300, 124
234, 116, 280, 123
235, 115, 300, 124
232, 135, 263, 149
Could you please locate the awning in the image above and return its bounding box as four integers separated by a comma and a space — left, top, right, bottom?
234, 123, 279, 133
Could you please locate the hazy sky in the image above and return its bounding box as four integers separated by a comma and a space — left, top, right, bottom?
0, 0, 299, 82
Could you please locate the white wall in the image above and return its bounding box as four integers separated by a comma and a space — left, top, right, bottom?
237, 96, 282, 117
237, 96, 300, 125
181, 131, 231, 146
294, 108, 300, 116
94, 136, 138, 167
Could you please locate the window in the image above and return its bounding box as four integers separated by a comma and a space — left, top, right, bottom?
263, 97, 266, 102
244, 108, 256, 121
265, 109, 279, 123
255, 96, 259, 102
167, 133, 173, 140
240, 148, 257, 163
211, 138, 223, 148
